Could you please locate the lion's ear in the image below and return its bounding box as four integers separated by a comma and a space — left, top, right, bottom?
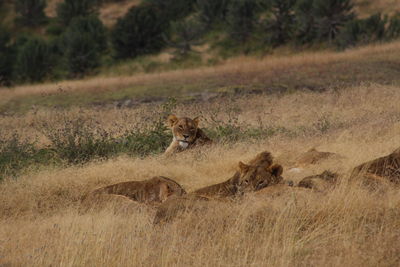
238, 161, 250, 174
167, 115, 178, 128
270, 164, 283, 177
192, 116, 200, 127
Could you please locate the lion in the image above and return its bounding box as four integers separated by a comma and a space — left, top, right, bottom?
350, 147, 400, 187
164, 114, 212, 155
192, 161, 283, 198
297, 170, 338, 192
295, 148, 343, 167
153, 151, 284, 224
82, 176, 187, 208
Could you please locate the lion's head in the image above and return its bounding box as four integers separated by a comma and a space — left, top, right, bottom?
167, 115, 200, 148
235, 161, 284, 193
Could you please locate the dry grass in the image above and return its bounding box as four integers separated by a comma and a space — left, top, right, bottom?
45, 0, 141, 26
1, 82, 400, 266
354, 0, 400, 17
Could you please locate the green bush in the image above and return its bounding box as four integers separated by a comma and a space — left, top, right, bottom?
145, 0, 196, 21
226, 0, 260, 44
39, 118, 118, 164
196, 0, 230, 26
56, 0, 98, 26
15, 37, 53, 83
387, 12, 400, 40
111, 4, 167, 59
0, 26, 15, 86
168, 15, 205, 58
122, 120, 171, 157
0, 133, 53, 180
336, 13, 387, 49
14, 0, 47, 26
313, 0, 355, 43
294, 0, 317, 44
63, 15, 107, 76
264, 0, 297, 46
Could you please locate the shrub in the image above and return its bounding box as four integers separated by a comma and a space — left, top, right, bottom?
387, 12, 400, 40
336, 14, 387, 49
196, 0, 230, 26
264, 0, 297, 46
313, 0, 355, 43
63, 15, 107, 76
0, 133, 53, 180
0, 26, 15, 86
226, 0, 260, 44
168, 15, 205, 58
122, 120, 171, 157
111, 4, 167, 59
14, 0, 47, 26
294, 0, 317, 44
56, 0, 98, 26
15, 37, 53, 83
144, 0, 196, 21
39, 118, 118, 164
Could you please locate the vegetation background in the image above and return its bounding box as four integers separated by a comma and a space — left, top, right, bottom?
0, 0, 400, 266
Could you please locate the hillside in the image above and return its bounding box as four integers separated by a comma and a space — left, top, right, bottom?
2, 40, 400, 113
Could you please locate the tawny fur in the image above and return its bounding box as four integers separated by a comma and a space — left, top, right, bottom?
351, 147, 400, 185
153, 151, 283, 224
164, 114, 212, 155
297, 170, 338, 192
82, 176, 187, 206
295, 148, 342, 167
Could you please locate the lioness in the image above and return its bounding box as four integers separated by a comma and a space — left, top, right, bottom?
192, 161, 283, 197
164, 114, 212, 155
153, 152, 284, 224
351, 147, 400, 186
83, 176, 187, 206
297, 170, 338, 192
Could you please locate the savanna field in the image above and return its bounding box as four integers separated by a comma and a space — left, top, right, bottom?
0, 38, 400, 266
2, 0, 400, 265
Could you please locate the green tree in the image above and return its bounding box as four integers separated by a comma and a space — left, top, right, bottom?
0, 27, 15, 86
15, 37, 52, 82
144, 0, 196, 21
56, 0, 98, 26
168, 15, 205, 58
294, 0, 317, 44
63, 15, 107, 76
387, 12, 400, 40
265, 0, 297, 46
313, 0, 354, 43
336, 13, 387, 49
14, 0, 47, 26
111, 4, 167, 59
196, 0, 230, 26
226, 0, 260, 44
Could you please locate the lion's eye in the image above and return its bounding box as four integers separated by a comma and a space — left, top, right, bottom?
179, 125, 183, 130
190, 128, 195, 132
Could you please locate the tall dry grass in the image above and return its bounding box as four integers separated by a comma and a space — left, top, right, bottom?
0, 83, 400, 266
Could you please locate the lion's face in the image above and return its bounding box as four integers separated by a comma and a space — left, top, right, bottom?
235, 161, 283, 193
167, 115, 199, 146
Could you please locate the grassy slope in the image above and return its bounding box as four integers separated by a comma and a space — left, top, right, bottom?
2, 40, 400, 113
0, 84, 400, 266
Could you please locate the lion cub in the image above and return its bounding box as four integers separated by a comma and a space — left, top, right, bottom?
164, 114, 212, 155
82, 176, 187, 206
